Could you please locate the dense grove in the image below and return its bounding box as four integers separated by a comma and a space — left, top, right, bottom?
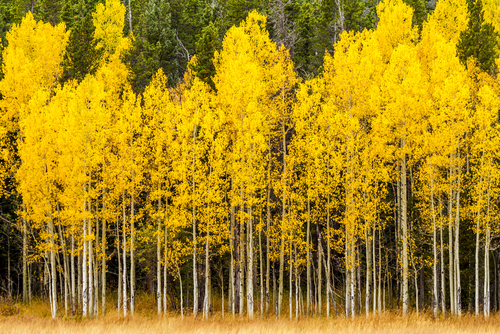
1, 0, 500, 321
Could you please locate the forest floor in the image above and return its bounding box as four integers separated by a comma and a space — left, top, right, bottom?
1, 297, 500, 333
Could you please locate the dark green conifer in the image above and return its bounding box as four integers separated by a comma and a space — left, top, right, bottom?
457, 0, 498, 74
190, 22, 220, 90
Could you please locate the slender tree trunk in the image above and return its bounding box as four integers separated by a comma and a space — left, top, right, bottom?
102, 190, 106, 316
130, 188, 135, 316
365, 219, 371, 317
431, 166, 438, 318
327, 191, 331, 318
49, 215, 57, 318
204, 174, 211, 319
475, 152, 484, 316
203, 219, 210, 319
448, 154, 455, 315
484, 227, 490, 318
278, 120, 287, 318
157, 195, 162, 315
57, 218, 69, 316
230, 188, 235, 316
401, 153, 409, 317
346, 240, 350, 317
177, 263, 184, 318
94, 216, 99, 318
122, 191, 127, 317
306, 197, 311, 317
117, 219, 122, 311
164, 215, 168, 313
278, 233, 284, 318
83, 202, 88, 317
289, 240, 293, 319
378, 228, 382, 314
273, 261, 277, 317
295, 242, 299, 319
439, 195, 446, 316
266, 179, 271, 317
239, 186, 245, 316
127, 0, 132, 33
247, 200, 254, 318
22, 212, 27, 303
71, 232, 75, 314
454, 150, 462, 317
89, 213, 93, 317
484, 171, 491, 318
259, 226, 264, 317
317, 222, 323, 317
373, 223, 377, 313
192, 122, 198, 319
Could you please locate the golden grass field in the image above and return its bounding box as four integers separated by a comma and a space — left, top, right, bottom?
2, 298, 500, 334
3, 312, 500, 334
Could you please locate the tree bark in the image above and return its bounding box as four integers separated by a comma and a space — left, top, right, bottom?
83, 200, 88, 317
401, 153, 409, 317
431, 167, 438, 318
130, 188, 135, 316
192, 122, 198, 318
102, 190, 107, 316
157, 195, 162, 315
454, 150, 462, 317
122, 191, 128, 317
247, 200, 254, 318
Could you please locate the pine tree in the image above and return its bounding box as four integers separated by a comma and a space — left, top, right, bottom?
126, 0, 178, 92
457, 0, 498, 74
190, 22, 220, 90
62, 0, 102, 83
294, 1, 316, 75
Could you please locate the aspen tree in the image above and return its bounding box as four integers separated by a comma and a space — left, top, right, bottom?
0, 12, 69, 305
381, 43, 428, 316
470, 80, 499, 317
214, 11, 297, 317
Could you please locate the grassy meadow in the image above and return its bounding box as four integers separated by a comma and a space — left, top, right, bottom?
1, 296, 500, 334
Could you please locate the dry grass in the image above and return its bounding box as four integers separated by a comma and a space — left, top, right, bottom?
1, 295, 498, 333
2, 308, 500, 334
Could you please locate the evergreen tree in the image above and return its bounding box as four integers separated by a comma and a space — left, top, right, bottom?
402, 0, 427, 28
126, 0, 177, 92
457, 0, 498, 74
190, 22, 220, 90
62, 0, 101, 82
344, 0, 369, 32
295, 1, 316, 76
223, 0, 262, 30
37, 0, 64, 25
